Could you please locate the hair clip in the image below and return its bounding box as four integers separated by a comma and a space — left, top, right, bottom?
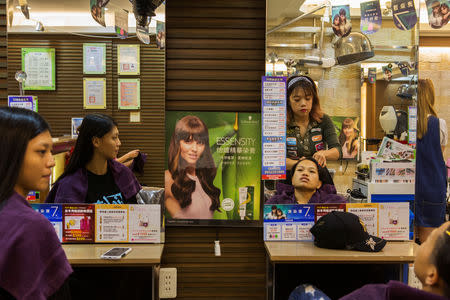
446, 230, 450, 236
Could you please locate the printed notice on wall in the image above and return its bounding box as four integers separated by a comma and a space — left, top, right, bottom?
261, 76, 287, 180
118, 44, 140, 75
118, 79, 140, 109
83, 78, 106, 109
95, 204, 128, 242
83, 43, 106, 74
378, 202, 409, 240
129, 204, 161, 243
21, 48, 55, 90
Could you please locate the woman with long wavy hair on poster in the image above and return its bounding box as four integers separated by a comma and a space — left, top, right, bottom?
165, 115, 221, 219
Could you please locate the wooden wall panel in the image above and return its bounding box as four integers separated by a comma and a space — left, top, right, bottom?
7, 34, 165, 187
164, 1, 267, 299
0, 0, 6, 105
166, 0, 265, 112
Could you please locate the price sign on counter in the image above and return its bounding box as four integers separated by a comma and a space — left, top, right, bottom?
261, 76, 286, 180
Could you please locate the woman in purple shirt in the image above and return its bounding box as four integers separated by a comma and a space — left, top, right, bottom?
0, 107, 72, 299
46, 114, 141, 204
267, 157, 346, 204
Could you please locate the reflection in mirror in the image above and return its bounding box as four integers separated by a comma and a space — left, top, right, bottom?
264, 0, 418, 231
7, 0, 166, 38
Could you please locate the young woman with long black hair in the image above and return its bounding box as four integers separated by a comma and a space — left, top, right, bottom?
46, 113, 141, 204
165, 115, 221, 219
0, 107, 72, 299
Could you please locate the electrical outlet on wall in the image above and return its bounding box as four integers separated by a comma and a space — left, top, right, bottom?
159, 267, 177, 298
408, 265, 422, 290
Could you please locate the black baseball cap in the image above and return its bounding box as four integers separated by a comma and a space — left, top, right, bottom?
310, 211, 387, 252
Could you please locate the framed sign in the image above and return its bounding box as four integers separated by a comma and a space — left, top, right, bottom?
118, 79, 140, 110
83, 43, 106, 74
8, 95, 38, 112
21, 48, 56, 90
83, 78, 106, 109
117, 45, 140, 75
165, 111, 262, 226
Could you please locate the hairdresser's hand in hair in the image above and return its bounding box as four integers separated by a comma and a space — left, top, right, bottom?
287, 157, 305, 171
313, 151, 327, 167
117, 149, 140, 168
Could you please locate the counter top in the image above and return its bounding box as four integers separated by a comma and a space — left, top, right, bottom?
62, 243, 164, 266
265, 241, 417, 263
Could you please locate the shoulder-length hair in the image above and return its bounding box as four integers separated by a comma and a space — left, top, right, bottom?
167, 115, 221, 212
339, 118, 358, 154
57, 114, 117, 181
0, 107, 50, 202
286, 76, 324, 124
417, 79, 438, 139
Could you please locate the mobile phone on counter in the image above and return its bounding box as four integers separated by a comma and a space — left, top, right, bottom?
100, 247, 132, 260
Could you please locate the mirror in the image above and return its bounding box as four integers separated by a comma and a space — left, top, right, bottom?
265, 0, 418, 233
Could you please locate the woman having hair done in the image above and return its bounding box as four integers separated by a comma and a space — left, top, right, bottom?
0, 107, 72, 299
414, 79, 448, 243
286, 76, 341, 169
165, 115, 221, 219
266, 157, 346, 205
46, 113, 141, 204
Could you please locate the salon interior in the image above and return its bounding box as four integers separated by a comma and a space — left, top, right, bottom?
2, 0, 450, 299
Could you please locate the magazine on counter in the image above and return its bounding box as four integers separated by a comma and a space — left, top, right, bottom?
377, 137, 415, 160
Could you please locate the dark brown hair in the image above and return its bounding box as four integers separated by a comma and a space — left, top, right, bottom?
167, 115, 221, 212
431, 223, 450, 297
286, 76, 324, 123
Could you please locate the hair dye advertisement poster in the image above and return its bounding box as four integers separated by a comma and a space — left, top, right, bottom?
263, 204, 315, 241
331, 5, 352, 37
32, 203, 63, 242
360, 0, 381, 34
346, 203, 378, 237
426, 0, 450, 28
165, 111, 261, 225
360, 0, 382, 34
331, 116, 360, 160
95, 204, 128, 242
378, 202, 410, 240
314, 204, 346, 222
62, 204, 95, 243
129, 204, 161, 243
392, 0, 418, 30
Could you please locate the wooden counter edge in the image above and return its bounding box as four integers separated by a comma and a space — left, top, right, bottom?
265, 241, 417, 263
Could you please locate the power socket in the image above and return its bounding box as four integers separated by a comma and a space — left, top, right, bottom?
408, 265, 422, 289
159, 267, 177, 298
